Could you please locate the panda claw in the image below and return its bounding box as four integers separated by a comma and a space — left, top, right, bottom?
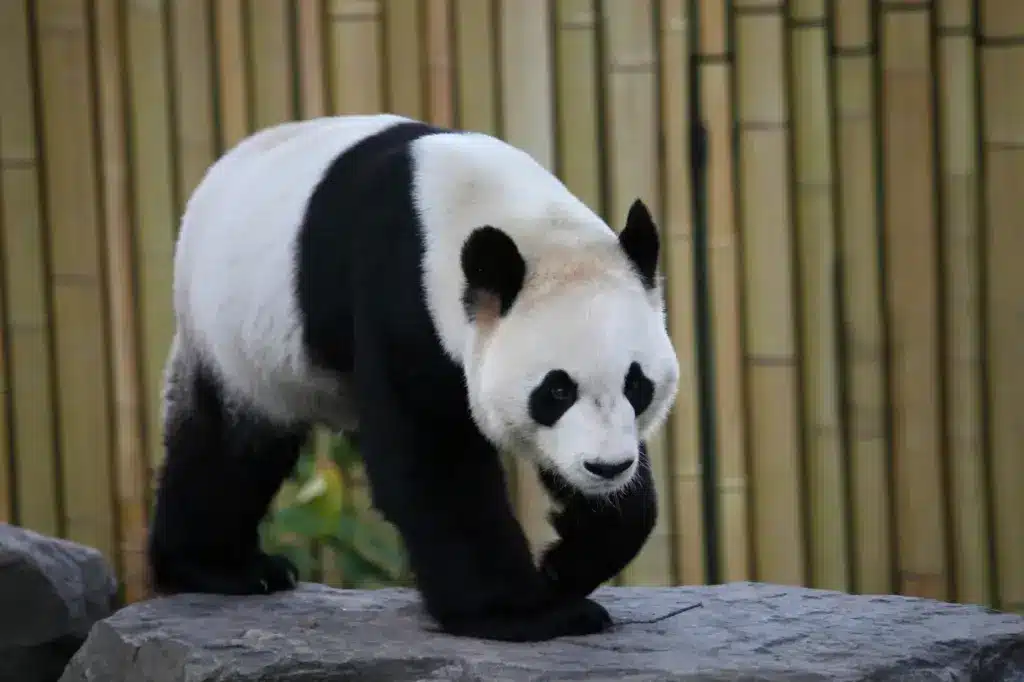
253, 552, 299, 592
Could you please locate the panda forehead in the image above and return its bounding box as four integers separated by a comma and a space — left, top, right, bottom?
502, 295, 653, 381
518, 277, 650, 332
517, 244, 636, 300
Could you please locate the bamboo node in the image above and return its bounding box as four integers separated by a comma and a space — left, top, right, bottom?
717, 478, 749, 492
1, 157, 36, 169
559, 11, 595, 29
328, 0, 381, 20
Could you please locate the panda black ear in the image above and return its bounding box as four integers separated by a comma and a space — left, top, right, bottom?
619, 198, 660, 290
460, 225, 526, 321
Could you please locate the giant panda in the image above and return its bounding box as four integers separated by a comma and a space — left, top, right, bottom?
148, 113, 681, 642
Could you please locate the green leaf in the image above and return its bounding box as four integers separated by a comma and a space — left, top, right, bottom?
336, 546, 396, 586
330, 434, 362, 469
274, 504, 332, 539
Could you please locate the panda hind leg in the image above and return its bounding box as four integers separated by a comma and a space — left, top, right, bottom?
147, 352, 310, 596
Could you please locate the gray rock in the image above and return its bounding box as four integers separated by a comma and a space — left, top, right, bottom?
59, 581, 1024, 681
0, 523, 120, 682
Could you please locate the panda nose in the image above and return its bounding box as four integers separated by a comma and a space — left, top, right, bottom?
583, 458, 634, 480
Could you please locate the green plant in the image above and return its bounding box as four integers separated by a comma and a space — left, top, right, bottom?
260, 433, 414, 589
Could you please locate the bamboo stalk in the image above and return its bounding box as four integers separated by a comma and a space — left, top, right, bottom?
454, 0, 499, 135
658, 0, 705, 586
698, 0, 753, 583
170, 0, 216, 205
297, 0, 328, 118
125, 0, 177, 488
249, 0, 296, 127
382, 0, 425, 119
0, 0, 61, 536
214, 0, 250, 148
424, 0, 455, 126
981, 0, 1024, 39
938, 0, 972, 30
553, 0, 603, 212
0, 192, 11, 522
94, 0, 150, 602
789, 0, 850, 592
734, 4, 807, 587
34, 0, 117, 559
980, 0, 1024, 615
601, 0, 672, 587
328, 0, 384, 115
880, 7, 950, 601
832, 0, 894, 597
498, 0, 557, 553
936, 0, 993, 607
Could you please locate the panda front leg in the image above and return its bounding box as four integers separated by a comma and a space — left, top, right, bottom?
352, 359, 611, 641
147, 355, 310, 596
537, 442, 658, 601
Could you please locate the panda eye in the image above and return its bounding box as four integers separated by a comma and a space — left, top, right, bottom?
549, 384, 573, 402
623, 362, 654, 415
529, 369, 578, 427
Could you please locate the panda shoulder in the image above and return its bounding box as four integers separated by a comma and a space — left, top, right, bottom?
408, 131, 580, 236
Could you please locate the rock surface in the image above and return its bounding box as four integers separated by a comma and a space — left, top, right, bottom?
60, 581, 1024, 681
0, 522, 120, 682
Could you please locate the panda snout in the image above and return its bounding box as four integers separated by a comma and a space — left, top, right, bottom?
582, 457, 635, 480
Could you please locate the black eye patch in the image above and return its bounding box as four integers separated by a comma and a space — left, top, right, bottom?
528, 369, 578, 427
623, 362, 655, 415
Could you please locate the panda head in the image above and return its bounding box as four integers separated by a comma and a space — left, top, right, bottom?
460, 199, 679, 498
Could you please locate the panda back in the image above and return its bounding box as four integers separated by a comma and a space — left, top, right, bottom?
173, 114, 414, 423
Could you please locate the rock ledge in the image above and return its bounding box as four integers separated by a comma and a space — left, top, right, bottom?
0, 523, 119, 682
61, 581, 1024, 681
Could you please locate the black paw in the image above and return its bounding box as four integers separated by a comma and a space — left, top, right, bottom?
439, 597, 613, 642
151, 551, 298, 596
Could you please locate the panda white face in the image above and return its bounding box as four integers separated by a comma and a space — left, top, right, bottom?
457, 197, 679, 498
468, 278, 679, 497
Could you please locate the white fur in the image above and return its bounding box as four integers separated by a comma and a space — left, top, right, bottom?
171, 114, 680, 497
172, 114, 410, 430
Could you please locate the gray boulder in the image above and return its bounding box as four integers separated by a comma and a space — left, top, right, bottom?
0, 523, 120, 682
59, 581, 1023, 681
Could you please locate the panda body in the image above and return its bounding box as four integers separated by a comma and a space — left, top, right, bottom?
150, 114, 679, 642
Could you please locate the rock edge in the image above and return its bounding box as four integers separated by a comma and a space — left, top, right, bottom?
61, 581, 1024, 682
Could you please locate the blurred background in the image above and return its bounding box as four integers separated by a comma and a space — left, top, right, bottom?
0, 0, 1020, 615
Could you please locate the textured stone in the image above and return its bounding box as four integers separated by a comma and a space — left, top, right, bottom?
0, 523, 120, 682
60, 581, 1024, 681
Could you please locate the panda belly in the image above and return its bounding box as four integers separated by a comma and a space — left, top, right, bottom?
172, 116, 409, 431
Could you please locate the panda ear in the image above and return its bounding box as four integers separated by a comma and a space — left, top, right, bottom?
618, 198, 660, 290
460, 225, 526, 321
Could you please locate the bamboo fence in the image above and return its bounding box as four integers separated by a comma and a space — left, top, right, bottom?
0, 0, 1020, 614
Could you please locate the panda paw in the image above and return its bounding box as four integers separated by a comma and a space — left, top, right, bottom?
439, 597, 612, 642
247, 553, 300, 593
152, 551, 299, 596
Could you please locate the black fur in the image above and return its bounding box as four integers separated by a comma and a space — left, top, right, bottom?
459, 225, 527, 319
149, 120, 615, 642
528, 369, 579, 427
148, 358, 310, 595
619, 198, 660, 290
623, 361, 655, 416
537, 443, 658, 601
